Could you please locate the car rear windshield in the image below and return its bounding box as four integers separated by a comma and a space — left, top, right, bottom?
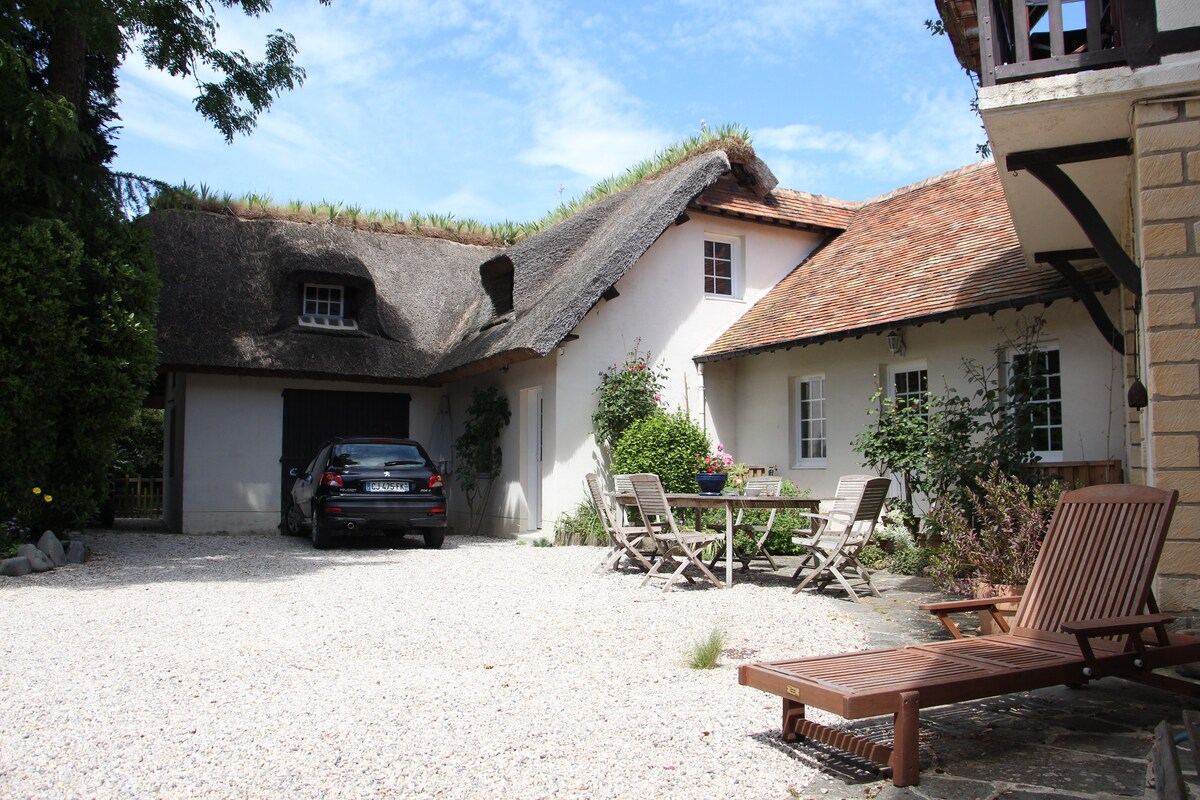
329, 443, 427, 469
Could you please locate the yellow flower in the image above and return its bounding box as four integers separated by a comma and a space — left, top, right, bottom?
43, 495, 52, 503
32, 487, 41, 495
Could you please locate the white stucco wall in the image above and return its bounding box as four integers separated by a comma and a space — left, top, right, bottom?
445, 355, 557, 538
446, 213, 827, 538
707, 300, 1126, 506
546, 213, 827, 527
1158, 0, 1199, 32
175, 373, 443, 533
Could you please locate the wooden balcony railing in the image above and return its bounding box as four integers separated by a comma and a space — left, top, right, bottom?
1024, 458, 1124, 487
976, 0, 1151, 86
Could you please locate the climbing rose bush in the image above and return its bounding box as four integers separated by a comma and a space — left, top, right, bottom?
592, 344, 667, 449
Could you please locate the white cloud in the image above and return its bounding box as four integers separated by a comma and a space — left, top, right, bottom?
669, 0, 921, 56
756, 89, 986, 198
517, 55, 672, 181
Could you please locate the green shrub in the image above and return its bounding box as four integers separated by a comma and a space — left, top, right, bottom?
112, 409, 165, 478
553, 500, 607, 546
873, 508, 916, 553
858, 544, 889, 569
611, 411, 710, 493
888, 546, 938, 576
0, 218, 158, 530
455, 387, 511, 535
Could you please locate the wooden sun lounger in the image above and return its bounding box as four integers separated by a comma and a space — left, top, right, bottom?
740, 484, 1200, 787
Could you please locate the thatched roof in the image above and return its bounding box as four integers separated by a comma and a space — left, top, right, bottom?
429, 148, 769, 381
147, 210, 501, 384
150, 145, 778, 385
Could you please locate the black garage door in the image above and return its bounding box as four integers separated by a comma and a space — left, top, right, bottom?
280, 389, 411, 520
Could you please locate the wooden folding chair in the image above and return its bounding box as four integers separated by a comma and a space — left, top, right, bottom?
741, 484, 1200, 787
791, 476, 891, 600
629, 473, 726, 591
612, 473, 636, 525
585, 473, 654, 573
707, 476, 785, 571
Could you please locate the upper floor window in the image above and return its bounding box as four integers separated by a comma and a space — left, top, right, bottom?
792, 375, 827, 468
1011, 346, 1063, 458
299, 283, 358, 330
704, 235, 743, 299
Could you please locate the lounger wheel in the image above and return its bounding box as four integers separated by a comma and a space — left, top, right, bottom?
423, 530, 445, 549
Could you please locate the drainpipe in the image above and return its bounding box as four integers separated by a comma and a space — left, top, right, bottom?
697, 361, 707, 435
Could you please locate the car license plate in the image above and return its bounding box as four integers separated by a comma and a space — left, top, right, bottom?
365, 481, 409, 493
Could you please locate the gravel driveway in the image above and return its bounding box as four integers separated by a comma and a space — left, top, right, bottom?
0, 532, 867, 799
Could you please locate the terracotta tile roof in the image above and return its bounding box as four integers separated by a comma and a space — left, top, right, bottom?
690, 176, 855, 231
701, 161, 1115, 360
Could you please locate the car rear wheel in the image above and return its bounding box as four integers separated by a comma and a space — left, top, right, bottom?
283, 501, 305, 536
423, 530, 444, 549
311, 520, 332, 550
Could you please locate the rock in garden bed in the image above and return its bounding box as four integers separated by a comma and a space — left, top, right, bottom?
2, 531, 87, 578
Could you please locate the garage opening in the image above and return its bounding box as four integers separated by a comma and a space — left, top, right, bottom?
280, 389, 411, 521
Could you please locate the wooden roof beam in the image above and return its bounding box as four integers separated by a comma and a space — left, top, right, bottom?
1006, 141, 1140, 298
1039, 251, 1125, 355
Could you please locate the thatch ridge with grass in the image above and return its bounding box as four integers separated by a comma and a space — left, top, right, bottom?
149, 127, 786, 385
151, 125, 762, 248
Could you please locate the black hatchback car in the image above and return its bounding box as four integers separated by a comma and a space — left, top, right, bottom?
284, 438, 447, 549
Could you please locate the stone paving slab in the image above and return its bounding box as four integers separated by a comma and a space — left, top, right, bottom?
766, 568, 1200, 800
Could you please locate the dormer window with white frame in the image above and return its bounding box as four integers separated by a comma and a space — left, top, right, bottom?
299, 283, 358, 330
704, 234, 743, 300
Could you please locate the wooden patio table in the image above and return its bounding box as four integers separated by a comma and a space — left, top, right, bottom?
614, 492, 823, 587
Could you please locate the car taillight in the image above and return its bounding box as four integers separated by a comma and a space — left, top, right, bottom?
321, 472, 343, 488
428, 473, 444, 490
431, 507, 445, 514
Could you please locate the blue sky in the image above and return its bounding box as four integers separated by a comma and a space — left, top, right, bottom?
112, 0, 985, 224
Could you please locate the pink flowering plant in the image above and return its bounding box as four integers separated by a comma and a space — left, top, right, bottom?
695, 443, 735, 475
927, 463, 1063, 594
592, 343, 667, 449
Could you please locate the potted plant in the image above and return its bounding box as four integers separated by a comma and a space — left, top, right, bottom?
694, 444, 734, 495
928, 463, 1063, 633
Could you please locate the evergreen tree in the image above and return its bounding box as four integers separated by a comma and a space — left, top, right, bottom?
0, 2, 326, 528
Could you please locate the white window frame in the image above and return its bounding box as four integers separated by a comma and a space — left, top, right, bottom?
887, 361, 929, 416
703, 234, 744, 300
1010, 344, 1064, 462
791, 374, 827, 469
299, 283, 358, 330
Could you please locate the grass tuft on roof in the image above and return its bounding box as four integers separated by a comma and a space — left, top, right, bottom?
149, 124, 755, 247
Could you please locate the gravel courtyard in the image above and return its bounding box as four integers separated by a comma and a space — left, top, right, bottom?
0, 531, 867, 799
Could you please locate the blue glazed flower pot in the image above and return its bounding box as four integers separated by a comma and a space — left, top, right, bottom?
696, 472, 728, 495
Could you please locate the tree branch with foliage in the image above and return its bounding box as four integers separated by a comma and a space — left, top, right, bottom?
0, 1, 326, 531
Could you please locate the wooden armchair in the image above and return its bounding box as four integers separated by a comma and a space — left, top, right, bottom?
629, 473, 726, 591
791, 476, 891, 600
585, 473, 654, 573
